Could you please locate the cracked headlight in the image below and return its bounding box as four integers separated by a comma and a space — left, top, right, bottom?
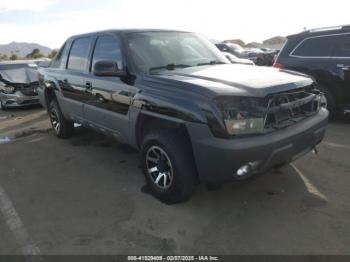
224, 117, 264, 135
215, 96, 266, 136
0, 82, 15, 94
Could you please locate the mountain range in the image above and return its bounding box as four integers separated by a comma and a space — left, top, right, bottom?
0, 42, 52, 57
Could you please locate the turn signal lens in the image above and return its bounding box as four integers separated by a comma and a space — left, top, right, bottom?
224, 117, 264, 135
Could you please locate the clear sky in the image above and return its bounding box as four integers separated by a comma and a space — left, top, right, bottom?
0, 0, 349, 49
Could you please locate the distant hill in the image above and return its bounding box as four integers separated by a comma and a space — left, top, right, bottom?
0, 42, 52, 57
223, 39, 245, 47
263, 36, 287, 49
221, 36, 287, 50
245, 42, 264, 48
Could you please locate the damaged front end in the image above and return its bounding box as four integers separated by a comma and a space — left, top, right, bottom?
264, 87, 324, 131
214, 85, 325, 136
0, 66, 40, 108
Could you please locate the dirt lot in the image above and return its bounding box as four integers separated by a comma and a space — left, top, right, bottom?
0, 107, 350, 255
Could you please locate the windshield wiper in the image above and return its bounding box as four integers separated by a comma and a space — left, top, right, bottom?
197, 60, 226, 66
149, 63, 192, 72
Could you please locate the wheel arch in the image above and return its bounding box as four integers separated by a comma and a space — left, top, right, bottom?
135, 111, 189, 149
44, 86, 57, 109
136, 112, 201, 186
135, 111, 200, 180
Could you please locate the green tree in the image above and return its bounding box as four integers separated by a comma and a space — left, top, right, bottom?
26, 48, 44, 59
10, 53, 18, 60
48, 49, 58, 59
0, 53, 8, 60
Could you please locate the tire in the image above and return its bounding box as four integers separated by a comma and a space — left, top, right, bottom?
49, 100, 74, 138
318, 85, 336, 118
0, 100, 6, 110
141, 129, 197, 203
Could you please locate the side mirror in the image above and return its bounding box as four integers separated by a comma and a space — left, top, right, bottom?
93, 60, 126, 77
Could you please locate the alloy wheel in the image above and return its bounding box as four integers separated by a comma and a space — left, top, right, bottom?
50, 108, 60, 133
146, 146, 174, 190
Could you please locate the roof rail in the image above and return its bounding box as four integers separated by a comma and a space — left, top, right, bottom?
307, 25, 349, 33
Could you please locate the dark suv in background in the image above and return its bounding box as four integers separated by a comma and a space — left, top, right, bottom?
274, 25, 350, 116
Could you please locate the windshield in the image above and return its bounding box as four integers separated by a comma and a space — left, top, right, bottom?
126, 31, 229, 73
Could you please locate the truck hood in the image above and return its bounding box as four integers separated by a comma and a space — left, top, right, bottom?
146, 64, 313, 97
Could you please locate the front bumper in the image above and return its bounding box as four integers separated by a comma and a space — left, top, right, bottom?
0, 91, 40, 108
187, 108, 329, 182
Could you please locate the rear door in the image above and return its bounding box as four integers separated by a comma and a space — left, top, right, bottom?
287, 35, 333, 80
83, 34, 133, 141
330, 33, 350, 109
58, 36, 93, 120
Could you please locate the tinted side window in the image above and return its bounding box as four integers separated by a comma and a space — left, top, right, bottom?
51, 42, 69, 68
92, 35, 122, 70
67, 37, 92, 71
292, 36, 333, 57
332, 34, 350, 57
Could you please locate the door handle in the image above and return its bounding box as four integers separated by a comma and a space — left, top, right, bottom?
337, 64, 350, 70
85, 81, 92, 90
61, 78, 69, 88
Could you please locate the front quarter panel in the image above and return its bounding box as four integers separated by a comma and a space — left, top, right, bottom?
39, 69, 68, 115
132, 78, 216, 124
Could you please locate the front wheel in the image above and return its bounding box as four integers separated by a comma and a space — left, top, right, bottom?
49, 100, 74, 138
141, 130, 197, 203
0, 99, 6, 110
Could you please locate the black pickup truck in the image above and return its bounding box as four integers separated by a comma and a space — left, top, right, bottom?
38, 29, 328, 203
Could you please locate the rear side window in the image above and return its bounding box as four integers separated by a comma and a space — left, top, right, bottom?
91, 35, 122, 70
332, 34, 350, 57
291, 36, 333, 57
67, 37, 92, 71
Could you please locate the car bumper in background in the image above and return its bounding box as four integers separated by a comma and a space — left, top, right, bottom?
0, 91, 40, 108
187, 108, 329, 182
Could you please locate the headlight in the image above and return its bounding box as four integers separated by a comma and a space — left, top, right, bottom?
0, 82, 15, 94
224, 118, 264, 135
214, 97, 266, 136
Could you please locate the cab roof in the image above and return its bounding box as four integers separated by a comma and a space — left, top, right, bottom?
67, 29, 191, 40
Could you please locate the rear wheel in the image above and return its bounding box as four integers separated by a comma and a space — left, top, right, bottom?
141, 130, 197, 203
49, 100, 74, 138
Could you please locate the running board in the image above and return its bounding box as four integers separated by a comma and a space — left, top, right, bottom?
345, 109, 350, 114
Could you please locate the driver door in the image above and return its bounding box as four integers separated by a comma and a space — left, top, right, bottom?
84, 34, 133, 141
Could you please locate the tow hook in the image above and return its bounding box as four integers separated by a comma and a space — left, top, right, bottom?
312, 147, 318, 155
